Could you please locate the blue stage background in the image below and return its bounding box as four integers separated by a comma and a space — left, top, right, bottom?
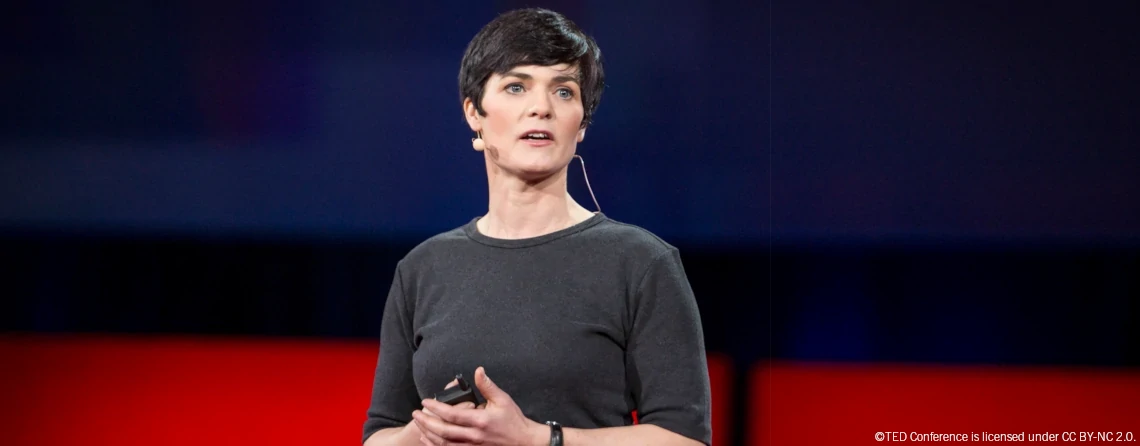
6, 1, 1135, 242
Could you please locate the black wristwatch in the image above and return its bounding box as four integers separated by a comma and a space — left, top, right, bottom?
545, 420, 563, 446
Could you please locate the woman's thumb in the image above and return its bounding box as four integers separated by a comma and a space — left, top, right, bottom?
474, 366, 507, 401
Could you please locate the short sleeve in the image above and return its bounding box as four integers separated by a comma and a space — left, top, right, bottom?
626, 248, 712, 445
362, 263, 421, 443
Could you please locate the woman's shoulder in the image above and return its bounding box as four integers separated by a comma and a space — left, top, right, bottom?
585, 214, 679, 259
394, 219, 476, 270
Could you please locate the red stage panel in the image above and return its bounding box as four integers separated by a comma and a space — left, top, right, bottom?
707, 351, 734, 446
748, 361, 1140, 446
0, 334, 736, 446
1, 333, 381, 446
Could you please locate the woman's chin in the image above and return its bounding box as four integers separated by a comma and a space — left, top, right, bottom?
498, 156, 563, 179
508, 163, 562, 182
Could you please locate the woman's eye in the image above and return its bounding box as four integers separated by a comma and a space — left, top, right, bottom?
556, 88, 574, 99
507, 84, 524, 94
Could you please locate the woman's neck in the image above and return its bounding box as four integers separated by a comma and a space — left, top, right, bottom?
478, 168, 595, 240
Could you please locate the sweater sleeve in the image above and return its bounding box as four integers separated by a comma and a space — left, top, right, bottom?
626, 247, 713, 445
362, 263, 421, 443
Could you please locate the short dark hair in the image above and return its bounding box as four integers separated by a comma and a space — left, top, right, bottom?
459, 8, 605, 129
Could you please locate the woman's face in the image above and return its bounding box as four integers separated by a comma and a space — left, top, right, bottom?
465, 64, 586, 181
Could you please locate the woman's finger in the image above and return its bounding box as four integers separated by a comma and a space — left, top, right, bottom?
419, 415, 464, 445
413, 410, 445, 444
414, 408, 482, 443
422, 398, 482, 427
420, 424, 446, 446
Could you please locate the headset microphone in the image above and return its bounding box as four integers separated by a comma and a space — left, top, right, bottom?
472, 131, 486, 151
471, 132, 601, 212
573, 154, 601, 213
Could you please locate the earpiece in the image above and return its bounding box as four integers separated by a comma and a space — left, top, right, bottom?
472, 131, 486, 151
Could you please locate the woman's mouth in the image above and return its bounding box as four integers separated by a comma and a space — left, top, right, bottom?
519, 130, 555, 146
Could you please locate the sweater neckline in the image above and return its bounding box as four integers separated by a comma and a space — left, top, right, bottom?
463, 212, 607, 248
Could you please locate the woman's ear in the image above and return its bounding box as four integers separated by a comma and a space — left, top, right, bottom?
577, 128, 586, 143
463, 98, 481, 132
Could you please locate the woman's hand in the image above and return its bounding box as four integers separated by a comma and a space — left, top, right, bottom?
397, 379, 476, 446
412, 366, 546, 446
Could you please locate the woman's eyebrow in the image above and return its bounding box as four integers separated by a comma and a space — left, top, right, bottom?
551, 74, 581, 85
501, 71, 533, 81
501, 71, 581, 84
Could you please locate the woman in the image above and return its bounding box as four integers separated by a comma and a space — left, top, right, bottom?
363, 8, 710, 446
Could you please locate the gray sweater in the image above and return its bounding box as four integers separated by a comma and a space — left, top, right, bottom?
363, 213, 712, 445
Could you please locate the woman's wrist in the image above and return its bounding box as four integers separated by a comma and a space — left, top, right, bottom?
362, 425, 418, 446
529, 419, 552, 445
396, 423, 423, 446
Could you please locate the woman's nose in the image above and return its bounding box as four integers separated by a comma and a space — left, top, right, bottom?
527, 96, 554, 119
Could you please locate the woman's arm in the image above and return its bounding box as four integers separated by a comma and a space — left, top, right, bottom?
561, 424, 705, 446
363, 425, 419, 446
416, 400, 707, 446
363, 263, 425, 444
619, 247, 713, 444
416, 368, 708, 446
